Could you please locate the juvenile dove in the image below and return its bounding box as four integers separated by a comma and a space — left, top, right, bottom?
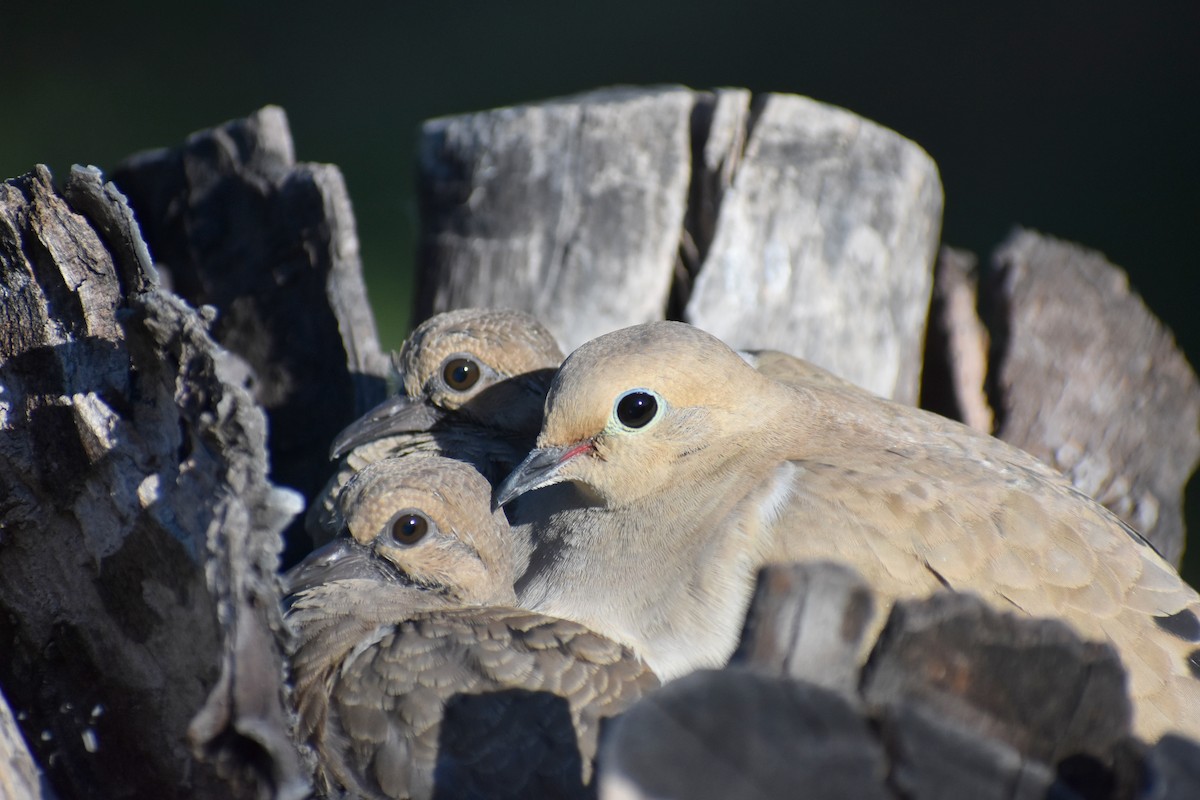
495, 321, 1200, 742
306, 308, 565, 541
285, 455, 657, 800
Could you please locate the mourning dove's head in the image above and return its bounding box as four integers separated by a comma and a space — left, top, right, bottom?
495, 321, 786, 508
331, 309, 563, 458
293, 456, 518, 606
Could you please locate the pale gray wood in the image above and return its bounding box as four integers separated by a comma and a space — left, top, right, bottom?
685, 93, 943, 403
0, 688, 54, 800
415, 87, 943, 398
416, 86, 695, 352
697, 89, 752, 209
0, 164, 308, 799
983, 228, 1200, 565
672, 89, 752, 309
731, 562, 874, 697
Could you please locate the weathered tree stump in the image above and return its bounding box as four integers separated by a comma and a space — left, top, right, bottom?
415, 86, 1198, 566
730, 562, 874, 697
3, 94, 1200, 800
925, 229, 1200, 565
0, 129, 376, 794
417, 86, 694, 354
603, 586, 1149, 800
684, 92, 942, 404
111, 105, 391, 563
981, 229, 1200, 565
0, 107, 386, 800
416, 86, 943, 403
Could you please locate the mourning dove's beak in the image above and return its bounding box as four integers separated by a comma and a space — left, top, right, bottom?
329, 392, 448, 459
493, 441, 593, 509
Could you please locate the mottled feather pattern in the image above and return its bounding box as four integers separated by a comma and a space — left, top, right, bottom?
286, 457, 657, 799
498, 320, 1200, 741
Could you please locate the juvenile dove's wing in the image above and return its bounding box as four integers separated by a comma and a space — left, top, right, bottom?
289, 584, 658, 800
286, 456, 657, 799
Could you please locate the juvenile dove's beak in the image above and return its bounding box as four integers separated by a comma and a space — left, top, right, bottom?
329, 393, 448, 459
282, 537, 391, 598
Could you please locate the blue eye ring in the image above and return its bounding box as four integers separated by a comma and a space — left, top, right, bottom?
614, 389, 661, 430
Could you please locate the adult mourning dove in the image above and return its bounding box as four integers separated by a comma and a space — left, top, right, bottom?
494, 321, 1200, 742
285, 455, 657, 800
305, 308, 565, 541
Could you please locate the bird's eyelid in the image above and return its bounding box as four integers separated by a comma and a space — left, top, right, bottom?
436, 352, 489, 393
612, 387, 666, 406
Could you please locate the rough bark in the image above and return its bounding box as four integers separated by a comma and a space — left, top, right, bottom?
0, 165, 308, 798
111, 106, 390, 562
981, 228, 1200, 565
416, 86, 695, 353
415, 87, 943, 402
685, 92, 943, 404
730, 562, 874, 697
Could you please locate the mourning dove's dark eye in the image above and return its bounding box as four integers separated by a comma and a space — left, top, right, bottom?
616, 391, 658, 429
390, 513, 429, 545
443, 358, 481, 391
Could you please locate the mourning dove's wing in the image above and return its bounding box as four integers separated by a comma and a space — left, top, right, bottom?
285, 456, 657, 800
495, 320, 1200, 742
306, 308, 565, 542
739, 349, 866, 393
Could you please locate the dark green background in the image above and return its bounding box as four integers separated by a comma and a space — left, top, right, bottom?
4, 1, 1198, 575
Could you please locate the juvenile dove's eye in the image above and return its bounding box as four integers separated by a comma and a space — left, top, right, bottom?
616, 391, 658, 429
390, 513, 429, 545
443, 358, 481, 391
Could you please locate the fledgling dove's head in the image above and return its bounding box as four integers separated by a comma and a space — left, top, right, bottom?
398, 307, 564, 412
293, 456, 519, 606
331, 309, 564, 458
495, 321, 785, 509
